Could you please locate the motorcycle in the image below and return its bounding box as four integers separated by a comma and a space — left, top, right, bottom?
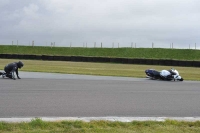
145, 69, 184, 81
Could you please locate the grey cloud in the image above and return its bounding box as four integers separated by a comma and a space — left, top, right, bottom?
0, 0, 200, 48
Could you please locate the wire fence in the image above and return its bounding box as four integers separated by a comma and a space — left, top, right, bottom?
0, 40, 199, 49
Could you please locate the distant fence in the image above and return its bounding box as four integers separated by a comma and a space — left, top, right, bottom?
0, 54, 200, 67
1, 41, 199, 49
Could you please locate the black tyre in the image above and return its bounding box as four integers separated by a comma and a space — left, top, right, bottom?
178, 78, 184, 81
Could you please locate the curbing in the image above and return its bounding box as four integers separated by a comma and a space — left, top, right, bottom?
1, 117, 200, 123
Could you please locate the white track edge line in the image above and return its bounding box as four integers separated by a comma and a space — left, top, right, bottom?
1, 117, 200, 123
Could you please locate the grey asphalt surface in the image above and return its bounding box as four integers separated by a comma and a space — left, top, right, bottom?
0, 71, 200, 119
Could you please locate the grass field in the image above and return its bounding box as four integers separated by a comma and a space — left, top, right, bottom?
1, 59, 200, 80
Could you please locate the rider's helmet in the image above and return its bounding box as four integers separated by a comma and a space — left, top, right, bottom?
17, 61, 24, 68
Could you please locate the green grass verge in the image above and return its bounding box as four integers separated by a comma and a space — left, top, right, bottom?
1, 45, 200, 60
1, 59, 200, 81
0, 118, 200, 133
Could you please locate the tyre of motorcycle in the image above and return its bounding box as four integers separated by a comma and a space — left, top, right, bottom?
178, 78, 184, 81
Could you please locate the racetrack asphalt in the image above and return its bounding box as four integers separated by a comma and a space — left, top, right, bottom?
0, 71, 200, 122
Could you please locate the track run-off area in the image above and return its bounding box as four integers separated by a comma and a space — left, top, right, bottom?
0, 71, 200, 122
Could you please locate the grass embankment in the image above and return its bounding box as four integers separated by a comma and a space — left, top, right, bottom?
0, 118, 200, 133
0, 45, 200, 60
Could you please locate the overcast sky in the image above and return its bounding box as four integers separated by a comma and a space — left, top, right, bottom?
0, 0, 200, 48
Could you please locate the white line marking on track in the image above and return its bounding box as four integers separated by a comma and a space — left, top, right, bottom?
1, 117, 200, 123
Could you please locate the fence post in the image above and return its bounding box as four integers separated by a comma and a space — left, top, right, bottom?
32, 41, 34, 46
101, 42, 102, 48
195, 43, 196, 49
94, 42, 96, 48
135, 43, 136, 48
12, 41, 13, 45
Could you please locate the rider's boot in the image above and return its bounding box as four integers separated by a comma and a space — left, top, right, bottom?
6, 73, 12, 79
1, 72, 6, 78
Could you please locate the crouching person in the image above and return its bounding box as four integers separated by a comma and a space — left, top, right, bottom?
4, 61, 24, 80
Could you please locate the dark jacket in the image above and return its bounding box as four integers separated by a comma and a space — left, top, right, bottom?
4, 62, 19, 76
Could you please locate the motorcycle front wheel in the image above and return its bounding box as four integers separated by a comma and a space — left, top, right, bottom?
178, 78, 184, 81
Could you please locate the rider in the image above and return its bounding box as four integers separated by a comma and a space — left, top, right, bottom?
160, 68, 179, 80
3, 61, 24, 80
